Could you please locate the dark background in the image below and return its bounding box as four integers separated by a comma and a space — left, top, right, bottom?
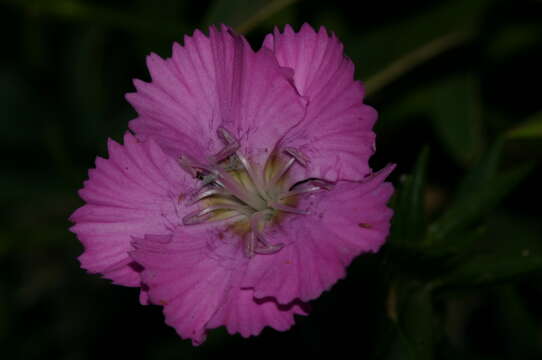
1, 0, 542, 359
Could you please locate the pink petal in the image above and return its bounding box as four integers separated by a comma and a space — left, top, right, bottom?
130, 227, 248, 345
209, 25, 306, 169
264, 24, 377, 181
69, 133, 192, 286
242, 164, 395, 304
207, 288, 308, 338
126, 26, 305, 168
130, 222, 309, 344
126, 28, 221, 161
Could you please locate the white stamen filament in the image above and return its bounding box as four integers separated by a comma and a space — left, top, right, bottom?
284, 147, 309, 167
268, 156, 295, 186
246, 210, 284, 257
183, 204, 250, 225
214, 166, 267, 210
189, 187, 223, 204
280, 179, 332, 199
178, 127, 330, 257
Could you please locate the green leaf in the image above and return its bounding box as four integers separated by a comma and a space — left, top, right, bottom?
486, 23, 542, 61
390, 147, 429, 245
373, 71, 484, 167
439, 246, 542, 288
454, 137, 503, 197
507, 110, 542, 139
430, 73, 484, 166
203, 0, 298, 34
430, 162, 533, 242
385, 283, 435, 360
429, 138, 532, 242
494, 285, 540, 358
437, 212, 542, 288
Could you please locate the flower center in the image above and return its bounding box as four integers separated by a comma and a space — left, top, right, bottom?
178, 127, 330, 258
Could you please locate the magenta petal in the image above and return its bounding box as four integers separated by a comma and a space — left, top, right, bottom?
209, 25, 306, 168
265, 24, 376, 181
69, 133, 192, 286
243, 164, 395, 304
207, 289, 308, 338
130, 224, 309, 344
126, 29, 222, 160
130, 227, 247, 345
127, 26, 305, 167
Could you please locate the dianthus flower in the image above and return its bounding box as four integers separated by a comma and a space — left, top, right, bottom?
70, 24, 394, 345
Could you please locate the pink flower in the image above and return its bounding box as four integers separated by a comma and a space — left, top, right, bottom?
70, 24, 394, 345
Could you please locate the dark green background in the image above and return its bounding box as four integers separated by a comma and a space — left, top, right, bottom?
1, 0, 541, 359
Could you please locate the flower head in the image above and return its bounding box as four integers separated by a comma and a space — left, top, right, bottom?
70, 24, 394, 345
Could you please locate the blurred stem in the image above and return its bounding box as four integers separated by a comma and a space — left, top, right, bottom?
3, 0, 186, 37
495, 285, 541, 358
236, 0, 299, 34
506, 109, 542, 139
365, 32, 472, 96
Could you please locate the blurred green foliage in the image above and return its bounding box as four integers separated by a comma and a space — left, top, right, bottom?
1, 0, 541, 359
508, 111, 542, 139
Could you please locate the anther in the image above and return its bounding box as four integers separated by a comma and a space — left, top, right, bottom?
177, 127, 318, 259
217, 126, 237, 145
189, 187, 224, 204
182, 207, 215, 225
254, 243, 284, 254
245, 211, 284, 257
209, 127, 241, 164
178, 155, 199, 178
178, 155, 216, 180
284, 147, 309, 167
281, 179, 332, 199
209, 142, 240, 164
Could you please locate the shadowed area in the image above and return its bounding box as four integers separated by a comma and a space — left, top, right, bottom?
1, 0, 541, 359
